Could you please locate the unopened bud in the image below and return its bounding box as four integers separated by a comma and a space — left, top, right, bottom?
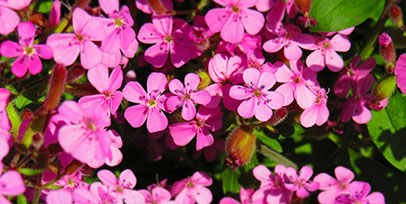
67, 64, 85, 82
225, 126, 256, 168
265, 107, 288, 127
372, 74, 397, 102
294, 0, 311, 15
44, 64, 66, 111
389, 4, 404, 29
196, 71, 212, 90
379, 33, 396, 71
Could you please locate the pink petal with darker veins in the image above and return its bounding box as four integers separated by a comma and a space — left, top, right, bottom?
11, 56, 29, 77
147, 107, 168, 133
145, 42, 169, 68
34, 44, 53, 59
170, 42, 190, 68
28, 55, 43, 75
255, 101, 273, 121
221, 14, 244, 43
205, 8, 230, 33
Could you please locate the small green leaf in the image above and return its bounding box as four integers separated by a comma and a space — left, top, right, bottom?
42, 184, 63, 190
36, 0, 54, 13
222, 167, 241, 194
18, 168, 43, 176
259, 145, 297, 170
14, 95, 32, 109
309, 0, 385, 32
253, 128, 282, 153
6, 103, 21, 139
17, 194, 27, 204
367, 92, 406, 171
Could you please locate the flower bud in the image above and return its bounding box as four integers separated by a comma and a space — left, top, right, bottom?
44, 64, 66, 111
378, 33, 396, 72
389, 4, 404, 29
225, 126, 256, 168
372, 74, 397, 102
265, 107, 288, 127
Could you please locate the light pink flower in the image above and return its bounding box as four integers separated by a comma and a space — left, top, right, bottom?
334, 181, 385, 204
135, 0, 173, 14
0, 0, 31, 35
73, 182, 121, 204
57, 100, 122, 168
220, 187, 255, 204
230, 68, 284, 121
139, 187, 177, 204
47, 8, 105, 69
395, 53, 406, 95
306, 34, 351, 72
138, 15, 193, 68
205, 0, 265, 44
169, 106, 223, 151
171, 171, 213, 204
300, 87, 329, 128
166, 73, 211, 121
263, 24, 314, 60
0, 21, 53, 77
0, 170, 25, 204
274, 60, 318, 109
123, 72, 168, 133
314, 166, 355, 204
99, 0, 138, 58
79, 65, 123, 115
284, 166, 319, 198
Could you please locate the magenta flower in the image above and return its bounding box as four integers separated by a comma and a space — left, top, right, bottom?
57, 100, 122, 168
284, 166, 319, 198
230, 68, 284, 121
138, 15, 193, 68
47, 8, 105, 69
123, 72, 169, 133
300, 87, 329, 128
166, 73, 211, 121
220, 187, 255, 204
395, 53, 406, 95
264, 0, 296, 32
79, 66, 124, 115
263, 24, 314, 60
314, 166, 355, 204
49, 0, 61, 27
0, 169, 25, 204
334, 181, 385, 204
205, 0, 265, 44
274, 60, 318, 109
0, 21, 53, 77
0, 0, 31, 35
169, 106, 223, 151
99, 0, 138, 58
306, 34, 351, 72
139, 187, 177, 204
73, 182, 121, 204
171, 171, 213, 204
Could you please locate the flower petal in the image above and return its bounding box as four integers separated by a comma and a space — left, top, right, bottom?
124, 104, 148, 128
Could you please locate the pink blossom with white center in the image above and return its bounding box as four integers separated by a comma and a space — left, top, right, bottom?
139, 187, 177, 204
394, 53, 406, 95
230, 68, 284, 121
123, 72, 169, 133
171, 171, 213, 204
263, 24, 314, 60
205, 0, 265, 44
0, 21, 53, 77
284, 166, 319, 198
334, 181, 385, 204
300, 87, 329, 128
47, 8, 106, 69
57, 100, 121, 168
0, 0, 31, 35
79, 65, 124, 115
98, 0, 138, 58
169, 106, 223, 151
97, 169, 145, 204
0, 168, 25, 204
306, 34, 351, 72
166, 73, 211, 121
137, 15, 193, 68
314, 166, 355, 204
275, 60, 318, 109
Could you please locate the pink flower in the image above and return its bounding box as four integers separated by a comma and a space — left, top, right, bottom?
57, 100, 122, 168
0, 21, 53, 77
0, 0, 31, 35
73, 182, 121, 204
395, 53, 406, 95
274, 60, 318, 109
97, 169, 145, 204
300, 87, 329, 128
264, 0, 296, 32
169, 106, 223, 151
230, 68, 284, 121
123, 72, 169, 133
205, 0, 264, 44
334, 181, 385, 204
47, 8, 105, 69
220, 187, 255, 204
0, 169, 25, 204
263, 24, 314, 60
306, 34, 351, 72
49, 0, 61, 27
138, 15, 193, 68
46, 189, 73, 204
99, 0, 138, 58
0, 88, 11, 131
79, 66, 124, 115
171, 171, 213, 204
139, 187, 177, 204
284, 166, 319, 198
166, 73, 211, 121
314, 166, 355, 204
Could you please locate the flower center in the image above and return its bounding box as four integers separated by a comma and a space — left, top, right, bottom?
185, 181, 194, 188
253, 89, 262, 97
323, 41, 331, 49
232, 5, 240, 13
86, 120, 97, 131
76, 33, 85, 42
165, 35, 173, 43
24, 46, 35, 56
104, 91, 112, 98
114, 17, 124, 27
147, 100, 157, 107
116, 185, 123, 193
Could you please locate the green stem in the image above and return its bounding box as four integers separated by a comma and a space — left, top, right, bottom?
32, 173, 43, 204
258, 145, 298, 170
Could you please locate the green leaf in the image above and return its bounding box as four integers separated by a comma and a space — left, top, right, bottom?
36, 0, 54, 13
14, 95, 32, 109
258, 145, 297, 170
309, 0, 385, 32
42, 184, 63, 190
222, 167, 241, 194
367, 92, 406, 171
18, 168, 43, 176
6, 103, 21, 139
17, 194, 27, 204
253, 128, 282, 153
